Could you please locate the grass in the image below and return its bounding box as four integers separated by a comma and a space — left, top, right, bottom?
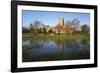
23, 33, 89, 41
22, 46, 32, 52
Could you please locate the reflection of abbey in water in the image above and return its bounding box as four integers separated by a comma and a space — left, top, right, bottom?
23, 39, 90, 51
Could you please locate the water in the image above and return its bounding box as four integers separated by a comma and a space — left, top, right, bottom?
22, 39, 90, 62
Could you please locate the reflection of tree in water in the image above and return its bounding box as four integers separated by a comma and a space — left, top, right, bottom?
64, 40, 82, 49
80, 39, 90, 49
29, 40, 49, 49
29, 40, 44, 49
55, 39, 89, 50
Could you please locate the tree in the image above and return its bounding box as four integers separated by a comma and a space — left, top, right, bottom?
55, 24, 63, 34
43, 27, 47, 34
65, 20, 74, 34
30, 20, 45, 34
32, 21, 44, 30
72, 18, 80, 32
29, 23, 37, 34
81, 24, 90, 33
65, 18, 80, 34
22, 27, 29, 33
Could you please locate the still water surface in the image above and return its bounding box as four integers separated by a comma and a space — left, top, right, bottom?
22, 39, 90, 62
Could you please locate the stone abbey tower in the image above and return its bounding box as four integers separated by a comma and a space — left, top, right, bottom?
58, 18, 64, 27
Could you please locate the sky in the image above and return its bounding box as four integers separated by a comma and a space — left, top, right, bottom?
22, 10, 90, 27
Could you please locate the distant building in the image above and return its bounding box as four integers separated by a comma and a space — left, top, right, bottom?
44, 18, 65, 34
53, 18, 66, 34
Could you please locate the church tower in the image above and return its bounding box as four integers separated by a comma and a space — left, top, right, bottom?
58, 18, 64, 27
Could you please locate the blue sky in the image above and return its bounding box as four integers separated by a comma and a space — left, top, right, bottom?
22, 10, 90, 27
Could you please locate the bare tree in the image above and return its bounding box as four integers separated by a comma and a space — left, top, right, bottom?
65, 18, 80, 34
30, 20, 45, 34
72, 18, 80, 31
32, 20, 44, 30
29, 23, 37, 34
65, 21, 73, 34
